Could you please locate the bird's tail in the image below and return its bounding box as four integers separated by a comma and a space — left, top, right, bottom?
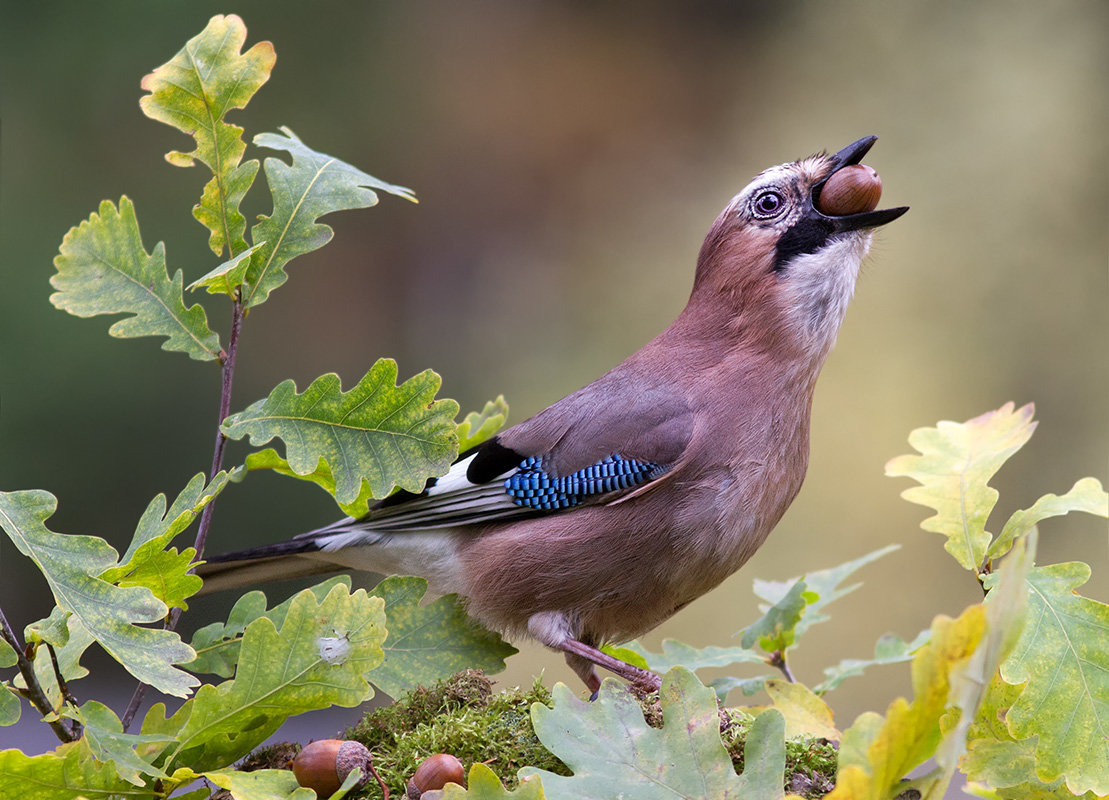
195, 538, 339, 595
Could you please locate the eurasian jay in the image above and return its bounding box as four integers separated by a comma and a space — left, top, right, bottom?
201, 136, 908, 693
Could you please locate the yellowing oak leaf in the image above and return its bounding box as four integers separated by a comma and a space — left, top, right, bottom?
755, 680, 840, 740
826, 605, 986, 800
988, 477, 1108, 560
886, 402, 1036, 571
140, 14, 274, 256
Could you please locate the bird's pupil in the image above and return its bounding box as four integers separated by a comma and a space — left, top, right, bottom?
756, 192, 781, 214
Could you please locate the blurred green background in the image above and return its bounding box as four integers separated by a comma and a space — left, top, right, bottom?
1, 0, 1105, 759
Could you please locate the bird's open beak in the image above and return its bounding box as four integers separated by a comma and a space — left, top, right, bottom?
812, 136, 909, 233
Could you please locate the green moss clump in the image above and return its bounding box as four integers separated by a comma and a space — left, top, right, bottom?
341, 670, 568, 795
237, 740, 301, 773
784, 737, 839, 798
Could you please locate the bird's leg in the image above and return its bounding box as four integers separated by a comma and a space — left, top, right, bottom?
558, 638, 661, 693
563, 651, 602, 695
528, 611, 661, 693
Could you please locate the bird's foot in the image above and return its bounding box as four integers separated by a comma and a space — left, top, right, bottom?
558, 637, 661, 695
630, 669, 662, 695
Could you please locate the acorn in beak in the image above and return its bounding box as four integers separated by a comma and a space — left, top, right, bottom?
812, 136, 909, 232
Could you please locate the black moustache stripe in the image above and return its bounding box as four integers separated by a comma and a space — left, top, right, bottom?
773, 217, 834, 272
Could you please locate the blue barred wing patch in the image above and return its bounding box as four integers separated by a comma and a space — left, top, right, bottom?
505, 454, 665, 511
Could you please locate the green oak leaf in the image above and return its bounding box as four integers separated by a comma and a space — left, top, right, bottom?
203, 768, 317, 800
157, 783, 212, 800
0, 490, 198, 697
705, 674, 777, 701
735, 709, 790, 800
774, 545, 900, 635
188, 576, 350, 678
161, 582, 386, 773
102, 471, 229, 585
243, 447, 376, 517
439, 763, 547, 798
364, 576, 517, 698
20, 615, 96, 706
17, 474, 225, 702
988, 477, 1108, 560
0, 640, 15, 671
815, 630, 931, 694
0, 684, 18, 727
24, 605, 70, 648
457, 396, 510, 452
0, 641, 18, 726
960, 678, 1098, 799
50, 197, 220, 360
59, 700, 172, 785
116, 547, 202, 612
885, 402, 1037, 570
187, 242, 265, 298
600, 643, 650, 669
139, 14, 274, 257
745, 543, 900, 647
222, 360, 460, 503
998, 561, 1109, 796
523, 668, 757, 798
614, 637, 768, 699
740, 580, 812, 652
0, 742, 133, 798
243, 127, 416, 307
617, 637, 766, 672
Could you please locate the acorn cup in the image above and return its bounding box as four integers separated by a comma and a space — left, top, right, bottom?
816, 163, 882, 216
292, 739, 373, 797
406, 753, 466, 798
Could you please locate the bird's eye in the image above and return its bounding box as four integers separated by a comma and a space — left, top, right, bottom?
752, 190, 785, 219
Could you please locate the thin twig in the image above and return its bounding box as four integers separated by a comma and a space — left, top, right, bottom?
121, 297, 246, 731
193, 298, 244, 563
46, 643, 81, 736
119, 668, 147, 731
0, 605, 77, 742
767, 649, 796, 683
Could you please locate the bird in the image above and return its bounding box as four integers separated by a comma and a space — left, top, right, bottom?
200, 136, 908, 693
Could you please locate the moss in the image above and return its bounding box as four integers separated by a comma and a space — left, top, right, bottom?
238, 740, 301, 773
239, 671, 840, 797
341, 670, 567, 796
784, 737, 839, 798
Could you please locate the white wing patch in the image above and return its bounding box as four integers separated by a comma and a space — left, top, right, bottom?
425, 453, 481, 496
302, 452, 523, 545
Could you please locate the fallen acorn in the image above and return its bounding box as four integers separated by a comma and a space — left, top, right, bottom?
406, 753, 466, 798
292, 739, 372, 797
